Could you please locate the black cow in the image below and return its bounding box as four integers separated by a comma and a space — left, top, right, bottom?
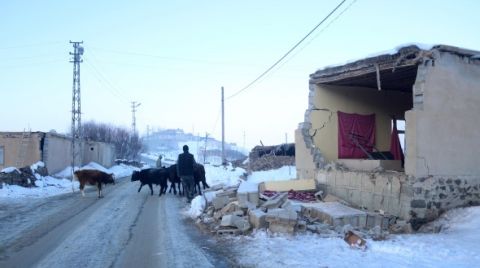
167, 163, 210, 196
193, 163, 209, 195
167, 164, 183, 195
131, 168, 169, 196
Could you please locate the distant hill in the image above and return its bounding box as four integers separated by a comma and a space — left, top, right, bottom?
142, 129, 247, 165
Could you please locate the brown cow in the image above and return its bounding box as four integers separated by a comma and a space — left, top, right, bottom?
74, 169, 115, 198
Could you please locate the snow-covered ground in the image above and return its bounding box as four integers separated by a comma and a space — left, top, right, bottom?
187, 164, 480, 268
3, 158, 480, 267
0, 162, 138, 199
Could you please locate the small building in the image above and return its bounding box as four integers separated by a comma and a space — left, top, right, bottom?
0, 131, 115, 174
296, 44, 480, 222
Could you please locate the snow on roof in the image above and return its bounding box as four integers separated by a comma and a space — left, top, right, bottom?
1, 167, 20, 173
80, 162, 112, 174
311, 43, 480, 83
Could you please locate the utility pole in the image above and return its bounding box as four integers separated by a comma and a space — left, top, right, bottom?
70, 41, 84, 175
131, 101, 141, 135
243, 130, 246, 150
286, 132, 291, 176
203, 132, 208, 165
196, 132, 200, 160
221, 86, 226, 166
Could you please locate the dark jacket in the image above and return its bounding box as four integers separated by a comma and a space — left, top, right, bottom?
177, 152, 196, 176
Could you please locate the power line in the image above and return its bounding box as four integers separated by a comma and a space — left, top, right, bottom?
278, 0, 358, 69
83, 57, 129, 103
86, 49, 130, 100
87, 46, 232, 65
0, 41, 63, 50
83, 60, 128, 103
226, 0, 348, 100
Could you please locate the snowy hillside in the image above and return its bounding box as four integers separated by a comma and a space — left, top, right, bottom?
142, 128, 247, 166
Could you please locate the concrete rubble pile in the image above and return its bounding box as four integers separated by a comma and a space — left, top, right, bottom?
196, 178, 407, 241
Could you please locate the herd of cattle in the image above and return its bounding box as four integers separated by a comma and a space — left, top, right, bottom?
73, 164, 209, 198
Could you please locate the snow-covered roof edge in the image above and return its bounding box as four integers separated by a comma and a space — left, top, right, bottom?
310, 44, 480, 83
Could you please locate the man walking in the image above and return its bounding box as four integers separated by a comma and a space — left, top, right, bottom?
156, 155, 163, 168
177, 145, 196, 202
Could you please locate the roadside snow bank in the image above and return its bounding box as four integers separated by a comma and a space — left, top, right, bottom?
247, 165, 296, 184
0, 163, 138, 199
0, 176, 78, 198
205, 164, 245, 187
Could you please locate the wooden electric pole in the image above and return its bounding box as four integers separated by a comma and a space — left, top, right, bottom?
221, 86, 226, 166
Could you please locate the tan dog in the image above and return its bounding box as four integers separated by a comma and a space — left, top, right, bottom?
344, 230, 367, 250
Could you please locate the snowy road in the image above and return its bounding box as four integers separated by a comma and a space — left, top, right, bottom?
0, 177, 235, 268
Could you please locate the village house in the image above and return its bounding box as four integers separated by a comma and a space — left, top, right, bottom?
295, 44, 480, 223
0, 131, 115, 174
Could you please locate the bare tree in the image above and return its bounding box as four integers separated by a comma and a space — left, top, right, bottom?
82, 121, 144, 160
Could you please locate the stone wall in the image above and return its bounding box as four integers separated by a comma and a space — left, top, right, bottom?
409, 175, 480, 220
318, 169, 480, 221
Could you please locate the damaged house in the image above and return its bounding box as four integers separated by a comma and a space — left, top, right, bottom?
295, 44, 480, 223
0, 131, 116, 174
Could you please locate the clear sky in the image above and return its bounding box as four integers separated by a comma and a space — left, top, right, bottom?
1, 0, 479, 150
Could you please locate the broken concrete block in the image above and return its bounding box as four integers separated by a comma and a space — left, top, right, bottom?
220, 214, 251, 232
268, 222, 295, 234
220, 215, 236, 227
322, 194, 350, 206
239, 200, 257, 211
213, 211, 223, 220
247, 192, 259, 206
232, 210, 245, 217
265, 208, 298, 225
237, 180, 260, 207
306, 223, 332, 234
213, 195, 229, 210
234, 217, 251, 232
237, 192, 248, 206
221, 201, 240, 215
366, 212, 388, 230
315, 190, 325, 200
217, 228, 242, 235
390, 220, 413, 234
248, 209, 267, 229
296, 220, 307, 232
261, 192, 288, 210
281, 200, 303, 213
301, 202, 367, 228
217, 188, 237, 198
